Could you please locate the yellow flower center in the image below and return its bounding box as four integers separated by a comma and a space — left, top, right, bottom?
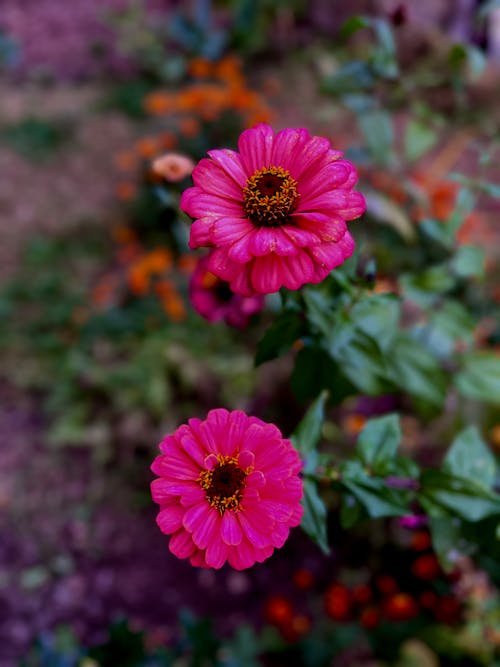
198, 455, 247, 513
243, 166, 299, 227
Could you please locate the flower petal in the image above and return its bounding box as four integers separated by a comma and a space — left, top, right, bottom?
221, 511, 243, 546
238, 123, 274, 175
207, 148, 248, 187
192, 158, 243, 200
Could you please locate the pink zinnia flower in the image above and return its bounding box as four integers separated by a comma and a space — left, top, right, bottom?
150, 409, 303, 570
181, 123, 365, 295
189, 253, 264, 328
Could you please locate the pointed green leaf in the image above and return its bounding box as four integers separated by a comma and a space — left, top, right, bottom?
357, 413, 401, 473
444, 426, 496, 488
301, 478, 330, 554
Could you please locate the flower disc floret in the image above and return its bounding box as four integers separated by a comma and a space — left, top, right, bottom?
243, 166, 299, 227
151, 409, 303, 570
181, 123, 366, 296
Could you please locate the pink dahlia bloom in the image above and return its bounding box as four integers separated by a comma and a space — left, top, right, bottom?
181, 123, 365, 295
151, 409, 303, 570
190, 253, 264, 328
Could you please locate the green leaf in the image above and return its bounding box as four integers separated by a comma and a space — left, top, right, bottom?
357, 413, 401, 474
255, 310, 304, 365
404, 119, 438, 162
423, 300, 474, 358
450, 245, 484, 279
322, 61, 376, 95
447, 187, 475, 235
428, 517, 464, 572
444, 426, 496, 488
341, 460, 408, 518
339, 15, 370, 40
301, 478, 330, 554
291, 346, 356, 404
386, 334, 447, 407
455, 351, 500, 405
349, 294, 401, 353
400, 266, 455, 306
330, 331, 394, 395
420, 469, 500, 521
358, 110, 394, 165
290, 390, 328, 474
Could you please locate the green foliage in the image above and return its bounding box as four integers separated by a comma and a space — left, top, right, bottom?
0, 117, 72, 160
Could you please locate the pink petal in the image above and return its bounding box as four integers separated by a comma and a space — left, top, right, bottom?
304, 191, 366, 220
207, 148, 248, 187
169, 529, 197, 558
238, 449, 255, 469
245, 470, 265, 489
179, 432, 206, 467
238, 124, 274, 175
189, 217, 216, 248
208, 247, 241, 280
337, 230, 356, 257
221, 511, 243, 546
227, 235, 254, 263
211, 217, 253, 246
204, 536, 229, 569
282, 225, 321, 247
183, 502, 221, 549
294, 212, 347, 243
271, 128, 310, 170
227, 537, 259, 570
190, 548, 211, 568
298, 160, 358, 199
308, 242, 345, 270
156, 506, 184, 534
179, 484, 206, 507
248, 227, 299, 257
250, 254, 283, 293
238, 511, 273, 549
181, 188, 244, 219
192, 158, 243, 200
288, 135, 331, 181
229, 266, 256, 296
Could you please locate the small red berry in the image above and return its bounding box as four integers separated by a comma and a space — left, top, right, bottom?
383, 593, 419, 622
264, 595, 294, 625
412, 554, 441, 581
324, 583, 352, 622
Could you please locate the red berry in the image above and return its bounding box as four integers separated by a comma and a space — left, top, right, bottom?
376, 574, 398, 595
383, 593, 419, 622
359, 606, 380, 630
353, 583, 373, 605
324, 583, 352, 621
412, 554, 441, 580
264, 595, 294, 625
410, 531, 432, 551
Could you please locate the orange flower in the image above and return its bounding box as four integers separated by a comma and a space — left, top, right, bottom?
179, 116, 200, 138
160, 132, 177, 150
143, 91, 175, 116
343, 413, 367, 436
161, 293, 186, 322
188, 57, 213, 79
214, 55, 243, 87
263, 595, 294, 625
112, 225, 137, 245
383, 593, 419, 621
135, 137, 160, 159
324, 583, 352, 621
115, 181, 137, 202
145, 248, 173, 272
490, 424, 500, 449
152, 152, 195, 182
178, 254, 198, 274
113, 151, 137, 172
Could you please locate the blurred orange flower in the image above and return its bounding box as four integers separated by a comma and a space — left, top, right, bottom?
152, 152, 195, 182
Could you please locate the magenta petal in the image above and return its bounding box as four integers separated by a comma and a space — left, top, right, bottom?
221, 512, 243, 546
271, 127, 310, 170
289, 134, 331, 180
189, 217, 216, 248
207, 148, 248, 187
169, 529, 197, 558
204, 536, 229, 569
183, 503, 220, 549
249, 228, 298, 257
238, 449, 255, 469
294, 212, 347, 243
156, 506, 184, 534
308, 242, 345, 270
250, 254, 283, 294
246, 470, 265, 489
192, 158, 243, 200
211, 217, 253, 246
181, 189, 244, 219
238, 511, 273, 549
229, 265, 256, 296
238, 124, 274, 175
227, 537, 259, 570
208, 247, 240, 281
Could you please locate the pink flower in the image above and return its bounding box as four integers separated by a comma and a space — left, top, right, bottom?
150, 409, 303, 570
189, 253, 264, 328
152, 152, 195, 182
181, 123, 365, 296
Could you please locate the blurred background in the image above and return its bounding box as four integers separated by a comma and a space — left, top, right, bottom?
1, 1, 500, 666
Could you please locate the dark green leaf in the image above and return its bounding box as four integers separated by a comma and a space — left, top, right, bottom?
301, 478, 330, 554
339, 15, 370, 40
404, 119, 438, 162
255, 310, 304, 365
357, 413, 401, 474
349, 294, 401, 353
386, 334, 447, 407
291, 346, 356, 404
450, 245, 485, 279
420, 469, 500, 521
290, 390, 328, 474
358, 110, 394, 165
444, 426, 496, 488
455, 352, 500, 405
400, 266, 455, 306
